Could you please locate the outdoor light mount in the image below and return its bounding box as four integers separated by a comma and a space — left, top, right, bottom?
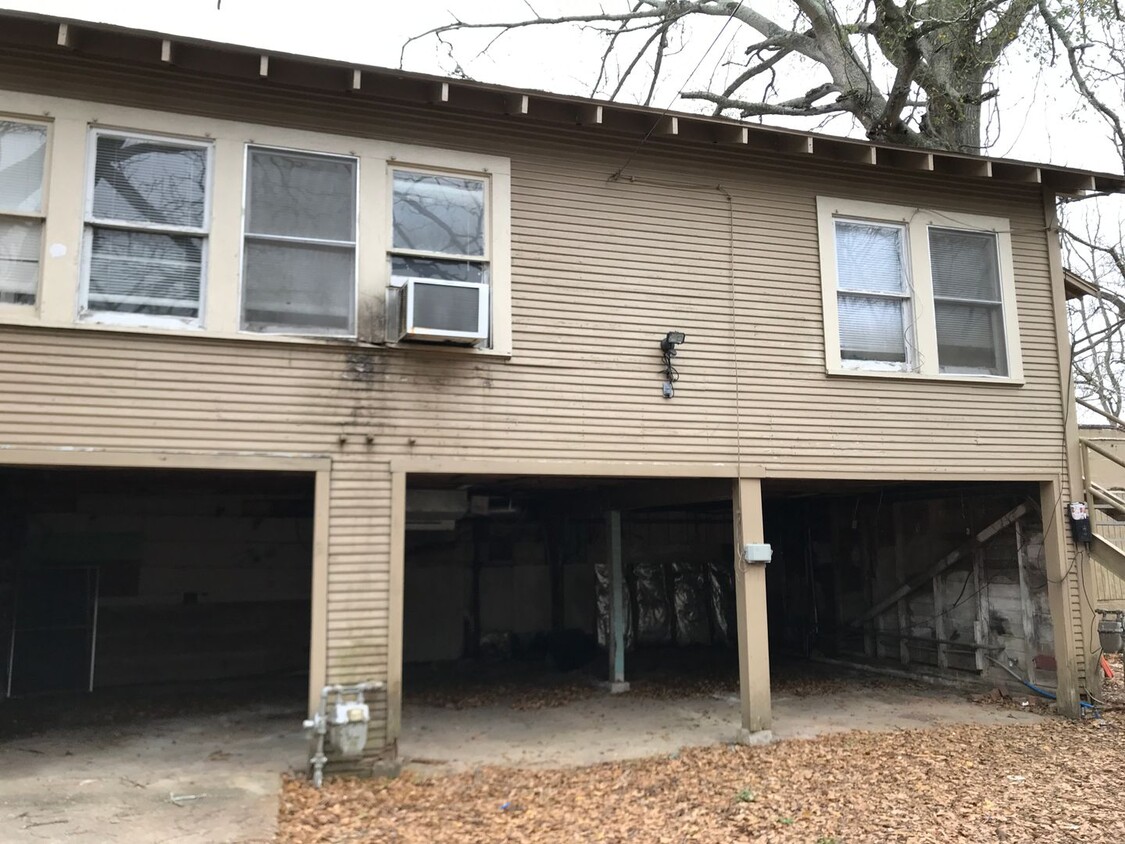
661, 330, 686, 354
660, 331, 687, 398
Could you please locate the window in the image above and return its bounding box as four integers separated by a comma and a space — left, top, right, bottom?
83, 130, 211, 323
817, 197, 1021, 381
929, 228, 1006, 376
0, 119, 47, 306
389, 169, 491, 343
241, 147, 358, 335
834, 220, 912, 369
390, 169, 488, 283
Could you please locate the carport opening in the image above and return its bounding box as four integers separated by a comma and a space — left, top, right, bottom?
762, 479, 1055, 692
403, 475, 740, 708
0, 466, 315, 731
401, 475, 1057, 769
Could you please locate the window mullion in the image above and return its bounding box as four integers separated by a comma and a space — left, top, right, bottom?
353, 153, 384, 343
907, 216, 938, 375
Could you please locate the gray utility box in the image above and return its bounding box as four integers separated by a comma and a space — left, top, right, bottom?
1098, 610, 1125, 655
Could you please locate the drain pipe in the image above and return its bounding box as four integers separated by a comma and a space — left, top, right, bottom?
303, 681, 386, 787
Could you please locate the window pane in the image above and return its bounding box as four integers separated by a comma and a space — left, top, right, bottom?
247, 149, 356, 241
0, 121, 46, 213
392, 171, 485, 256
835, 221, 907, 294
242, 239, 354, 334
936, 301, 1007, 376
92, 135, 207, 229
391, 255, 488, 285
838, 294, 906, 363
930, 228, 1001, 301
0, 219, 40, 304
87, 228, 202, 317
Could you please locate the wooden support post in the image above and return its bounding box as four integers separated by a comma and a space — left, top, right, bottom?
547, 514, 566, 633
1015, 519, 1038, 686
308, 468, 332, 717
605, 510, 628, 692
972, 548, 988, 672
469, 518, 487, 660
1046, 189, 1098, 693
385, 471, 406, 745
863, 511, 876, 659
1041, 479, 1082, 717
892, 503, 911, 666
734, 478, 772, 741
933, 573, 949, 669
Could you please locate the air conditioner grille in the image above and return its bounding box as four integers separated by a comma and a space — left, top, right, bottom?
412, 281, 483, 334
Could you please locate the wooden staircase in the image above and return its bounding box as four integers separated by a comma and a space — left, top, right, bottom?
1078, 398, 1125, 582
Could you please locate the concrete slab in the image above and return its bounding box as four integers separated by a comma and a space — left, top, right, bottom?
400, 685, 1046, 773
0, 701, 306, 844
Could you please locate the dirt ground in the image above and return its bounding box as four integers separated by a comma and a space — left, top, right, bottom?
399, 680, 1044, 771
0, 679, 308, 844
278, 661, 1125, 843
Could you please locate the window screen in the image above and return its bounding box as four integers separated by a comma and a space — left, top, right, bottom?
84, 132, 209, 319
929, 228, 1007, 376
0, 120, 47, 305
834, 220, 910, 365
241, 148, 357, 335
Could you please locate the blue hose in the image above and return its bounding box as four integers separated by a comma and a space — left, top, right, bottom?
1018, 677, 1098, 711
986, 656, 1099, 712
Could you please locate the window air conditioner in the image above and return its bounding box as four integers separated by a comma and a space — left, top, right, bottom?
390, 277, 489, 344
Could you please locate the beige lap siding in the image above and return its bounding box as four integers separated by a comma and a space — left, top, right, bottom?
0, 44, 1091, 742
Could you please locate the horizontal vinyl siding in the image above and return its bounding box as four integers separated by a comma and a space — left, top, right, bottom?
0, 50, 1079, 745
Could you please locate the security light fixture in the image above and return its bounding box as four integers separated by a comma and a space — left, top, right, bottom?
660, 331, 687, 398
661, 331, 687, 353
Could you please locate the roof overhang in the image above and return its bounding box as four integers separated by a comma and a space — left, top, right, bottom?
1065, 269, 1102, 299
1, 10, 1122, 196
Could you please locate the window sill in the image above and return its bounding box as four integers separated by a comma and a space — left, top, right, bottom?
384, 340, 512, 359
0, 311, 514, 357
0, 311, 359, 348
826, 367, 1024, 387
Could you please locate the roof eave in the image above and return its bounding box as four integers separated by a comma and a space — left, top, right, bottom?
1, 9, 1122, 195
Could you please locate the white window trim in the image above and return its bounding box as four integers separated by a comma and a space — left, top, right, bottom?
0, 114, 51, 315
238, 144, 360, 338
385, 164, 494, 348
817, 196, 1024, 384
79, 127, 214, 330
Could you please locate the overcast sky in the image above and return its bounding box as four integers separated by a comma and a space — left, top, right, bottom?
0, 0, 1119, 173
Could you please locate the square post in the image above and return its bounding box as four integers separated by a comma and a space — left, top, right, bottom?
1040, 479, 1081, 718
606, 509, 629, 692
733, 478, 772, 741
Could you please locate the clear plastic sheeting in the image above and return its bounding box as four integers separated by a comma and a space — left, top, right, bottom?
633, 559, 671, 645
596, 554, 736, 650
706, 558, 736, 645
594, 554, 633, 651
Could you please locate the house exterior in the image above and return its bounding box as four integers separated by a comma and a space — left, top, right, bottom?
0, 12, 1121, 772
